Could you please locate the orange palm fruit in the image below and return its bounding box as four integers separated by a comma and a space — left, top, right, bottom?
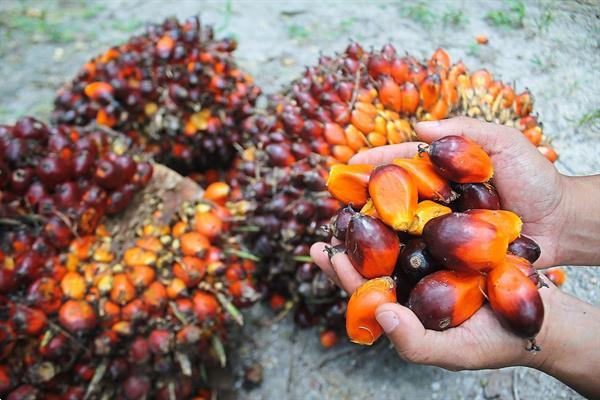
332, 145, 355, 163
84, 82, 114, 100
324, 123, 347, 145
345, 125, 367, 150
515, 91, 533, 117
142, 282, 167, 312
345, 213, 401, 278
426, 135, 494, 183
523, 126, 542, 146
504, 254, 541, 287
463, 209, 523, 242
193, 212, 223, 239
60, 271, 87, 300
378, 77, 402, 112
326, 164, 374, 207
135, 237, 162, 253
366, 132, 387, 147
422, 212, 509, 272
487, 260, 544, 339
58, 300, 97, 334
126, 265, 156, 289
359, 199, 379, 218
368, 165, 418, 231
393, 155, 455, 203
400, 82, 419, 114
408, 270, 485, 330
391, 57, 409, 84
471, 69, 492, 90
111, 274, 136, 305
346, 276, 397, 345
544, 268, 566, 287
179, 232, 210, 257
203, 182, 230, 205
537, 145, 558, 163
441, 79, 458, 105
419, 74, 441, 111
407, 200, 452, 236
123, 247, 157, 267
350, 109, 375, 134
427, 99, 449, 120
96, 108, 117, 127
428, 48, 451, 70
173, 256, 206, 288
319, 330, 339, 348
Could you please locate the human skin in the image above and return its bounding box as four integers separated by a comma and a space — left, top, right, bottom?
310, 117, 600, 398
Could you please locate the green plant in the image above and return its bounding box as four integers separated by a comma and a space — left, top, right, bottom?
486, 0, 526, 29
534, 0, 554, 33
287, 23, 311, 40
442, 8, 468, 27
401, 3, 435, 28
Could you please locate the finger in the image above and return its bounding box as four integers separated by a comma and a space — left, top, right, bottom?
310, 242, 342, 287
330, 252, 365, 294
375, 303, 457, 367
348, 142, 424, 165
415, 116, 530, 156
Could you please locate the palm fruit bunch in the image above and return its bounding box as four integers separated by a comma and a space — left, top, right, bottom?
236, 43, 557, 335
0, 117, 152, 300
0, 183, 258, 399
52, 16, 261, 175
328, 135, 552, 350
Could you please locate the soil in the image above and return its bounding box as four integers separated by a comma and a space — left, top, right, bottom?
1, 1, 598, 399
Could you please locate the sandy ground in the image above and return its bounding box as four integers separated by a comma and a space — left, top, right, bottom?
1, 1, 599, 399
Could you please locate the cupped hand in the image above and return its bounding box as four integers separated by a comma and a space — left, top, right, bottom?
350, 116, 568, 268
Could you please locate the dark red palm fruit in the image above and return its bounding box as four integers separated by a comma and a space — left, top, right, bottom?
26, 277, 63, 314
0, 322, 16, 359
9, 168, 34, 194
14, 252, 44, 283
266, 143, 295, 167
74, 363, 95, 381
129, 336, 150, 364
62, 386, 85, 400
408, 270, 486, 330
148, 329, 172, 355
133, 161, 153, 187
47, 133, 71, 152
13, 116, 48, 141
0, 365, 15, 394
487, 260, 544, 339
453, 182, 500, 211
25, 181, 46, 206
123, 374, 151, 400
107, 357, 129, 380
58, 300, 97, 334
7, 384, 39, 400
39, 332, 69, 360
73, 151, 95, 176
397, 239, 440, 283
422, 213, 508, 272
43, 217, 73, 249
425, 136, 494, 183
508, 235, 541, 264
192, 291, 219, 322
114, 155, 137, 183
37, 195, 56, 216
391, 268, 414, 304
121, 299, 149, 322
0, 161, 10, 189
3, 138, 26, 165
13, 304, 47, 335
94, 330, 119, 356
54, 181, 80, 209
330, 206, 354, 241
81, 184, 107, 208
94, 159, 123, 189
0, 268, 16, 294
345, 213, 401, 278
106, 183, 135, 215
76, 204, 104, 235
36, 155, 70, 188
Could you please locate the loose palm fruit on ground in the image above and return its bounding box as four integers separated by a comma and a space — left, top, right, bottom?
393, 155, 456, 203
453, 182, 500, 211
326, 164, 374, 207
319, 329, 340, 348
346, 277, 396, 345
423, 135, 494, 183
544, 268, 566, 287
396, 238, 440, 284
487, 258, 545, 344
407, 200, 452, 235
422, 212, 509, 272
53, 17, 260, 175
346, 212, 401, 278
408, 270, 486, 330
368, 164, 418, 231
508, 235, 541, 263
463, 209, 523, 242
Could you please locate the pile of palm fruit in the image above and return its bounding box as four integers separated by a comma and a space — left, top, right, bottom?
0, 16, 560, 399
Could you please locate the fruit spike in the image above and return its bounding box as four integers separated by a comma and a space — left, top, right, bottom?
52, 16, 261, 175
0, 176, 257, 398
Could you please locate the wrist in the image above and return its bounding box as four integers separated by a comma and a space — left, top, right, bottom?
555, 174, 600, 266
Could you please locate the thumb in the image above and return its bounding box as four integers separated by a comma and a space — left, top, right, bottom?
375, 303, 438, 364
414, 116, 530, 156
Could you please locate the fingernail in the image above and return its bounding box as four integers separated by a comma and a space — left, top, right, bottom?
416, 120, 442, 128
376, 310, 400, 333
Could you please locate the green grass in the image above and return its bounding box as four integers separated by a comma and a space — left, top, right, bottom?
486, 0, 526, 29
534, 0, 554, 33
577, 109, 600, 127
287, 23, 311, 40
442, 8, 468, 27
401, 3, 436, 28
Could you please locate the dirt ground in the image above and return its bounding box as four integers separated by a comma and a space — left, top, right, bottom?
1, 1, 599, 399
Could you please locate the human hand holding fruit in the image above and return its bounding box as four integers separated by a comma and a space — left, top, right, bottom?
311, 117, 600, 398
